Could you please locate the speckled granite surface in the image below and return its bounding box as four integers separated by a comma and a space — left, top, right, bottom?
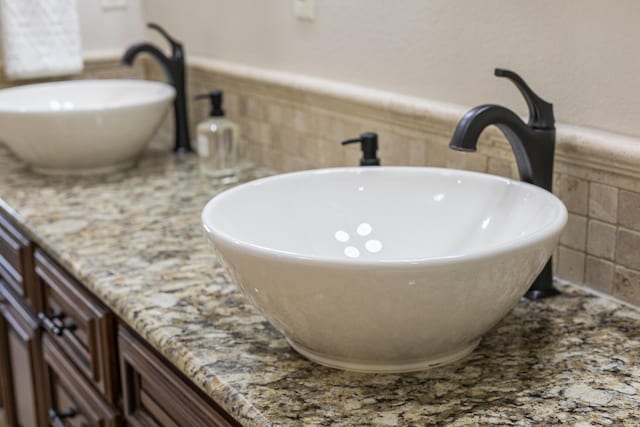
0, 140, 639, 426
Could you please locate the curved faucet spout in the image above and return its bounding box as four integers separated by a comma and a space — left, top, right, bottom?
450, 104, 536, 185
122, 43, 174, 83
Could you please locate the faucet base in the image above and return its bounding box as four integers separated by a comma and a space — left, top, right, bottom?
525, 287, 560, 300
174, 145, 193, 154
524, 260, 559, 300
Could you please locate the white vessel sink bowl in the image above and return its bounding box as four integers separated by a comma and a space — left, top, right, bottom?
202, 167, 567, 373
0, 79, 174, 175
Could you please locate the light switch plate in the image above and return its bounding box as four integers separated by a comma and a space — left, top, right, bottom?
294, 0, 315, 21
101, 0, 127, 10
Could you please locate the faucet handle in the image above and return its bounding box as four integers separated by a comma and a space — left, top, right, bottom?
147, 22, 183, 54
495, 68, 554, 130
342, 132, 380, 166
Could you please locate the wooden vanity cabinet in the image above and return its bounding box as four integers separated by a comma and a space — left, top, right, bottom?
42, 334, 120, 427
0, 281, 47, 427
0, 214, 36, 311
118, 327, 238, 427
34, 249, 119, 404
0, 210, 239, 427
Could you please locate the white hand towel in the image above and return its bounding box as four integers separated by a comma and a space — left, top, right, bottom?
0, 0, 83, 80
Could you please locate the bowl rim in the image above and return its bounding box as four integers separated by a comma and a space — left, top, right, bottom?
202, 166, 568, 266
0, 79, 176, 114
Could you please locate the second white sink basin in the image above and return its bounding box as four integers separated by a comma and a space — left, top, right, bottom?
0, 79, 175, 175
202, 167, 567, 372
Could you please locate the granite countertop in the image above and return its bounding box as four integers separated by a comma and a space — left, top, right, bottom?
1, 141, 639, 426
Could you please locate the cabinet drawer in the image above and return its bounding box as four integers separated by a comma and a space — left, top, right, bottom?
42, 334, 120, 427
119, 327, 238, 427
35, 249, 119, 403
0, 213, 35, 310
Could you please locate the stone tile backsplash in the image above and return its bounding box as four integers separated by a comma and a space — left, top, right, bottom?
180, 61, 640, 307
2, 55, 638, 307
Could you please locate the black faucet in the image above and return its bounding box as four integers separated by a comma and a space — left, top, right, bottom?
449, 68, 558, 300
122, 23, 192, 153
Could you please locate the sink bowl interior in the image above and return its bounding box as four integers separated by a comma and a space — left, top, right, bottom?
206, 167, 563, 262
0, 79, 175, 175
0, 79, 173, 113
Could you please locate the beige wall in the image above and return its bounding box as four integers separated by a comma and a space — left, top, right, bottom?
143, 0, 640, 138
77, 0, 145, 52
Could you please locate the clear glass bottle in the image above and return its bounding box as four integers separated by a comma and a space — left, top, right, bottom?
195, 90, 239, 183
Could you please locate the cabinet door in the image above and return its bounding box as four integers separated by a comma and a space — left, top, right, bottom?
0, 214, 36, 312
0, 281, 46, 427
35, 249, 118, 403
118, 327, 238, 427
41, 334, 120, 427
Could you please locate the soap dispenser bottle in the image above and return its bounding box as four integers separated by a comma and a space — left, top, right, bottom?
195, 90, 239, 183
342, 132, 381, 166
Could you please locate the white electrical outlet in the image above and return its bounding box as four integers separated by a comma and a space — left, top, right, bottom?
294, 0, 315, 21
101, 0, 127, 11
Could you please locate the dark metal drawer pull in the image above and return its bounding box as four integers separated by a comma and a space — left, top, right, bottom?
38, 311, 76, 336
48, 408, 85, 427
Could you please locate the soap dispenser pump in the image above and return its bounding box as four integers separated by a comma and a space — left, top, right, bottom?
342, 132, 380, 166
195, 90, 240, 183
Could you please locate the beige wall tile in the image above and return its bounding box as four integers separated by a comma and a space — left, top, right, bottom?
278, 127, 304, 157
266, 102, 284, 126
425, 139, 453, 168
613, 265, 640, 306
281, 153, 309, 172
586, 219, 616, 261
223, 92, 240, 118
589, 182, 618, 224
487, 157, 513, 179
237, 95, 248, 117
447, 151, 488, 173
560, 214, 587, 251
616, 228, 640, 271
619, 190, 640, 232
327, 116, 361, 143
261, 145, 284, 171
244, 142, 262, 165
407, 138, 427, 166
242, 121, 262, 144
557, 246, 585, 284
554, 174, 589, 215
245, 97, 266, 121
299, 135, 321, 165
380, 135, 411, 166
585, 256, 614, 294
269, 126, 283, 152
304, 110, 320, 136
314, 112, 333, 139
317, 138, 345, 167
